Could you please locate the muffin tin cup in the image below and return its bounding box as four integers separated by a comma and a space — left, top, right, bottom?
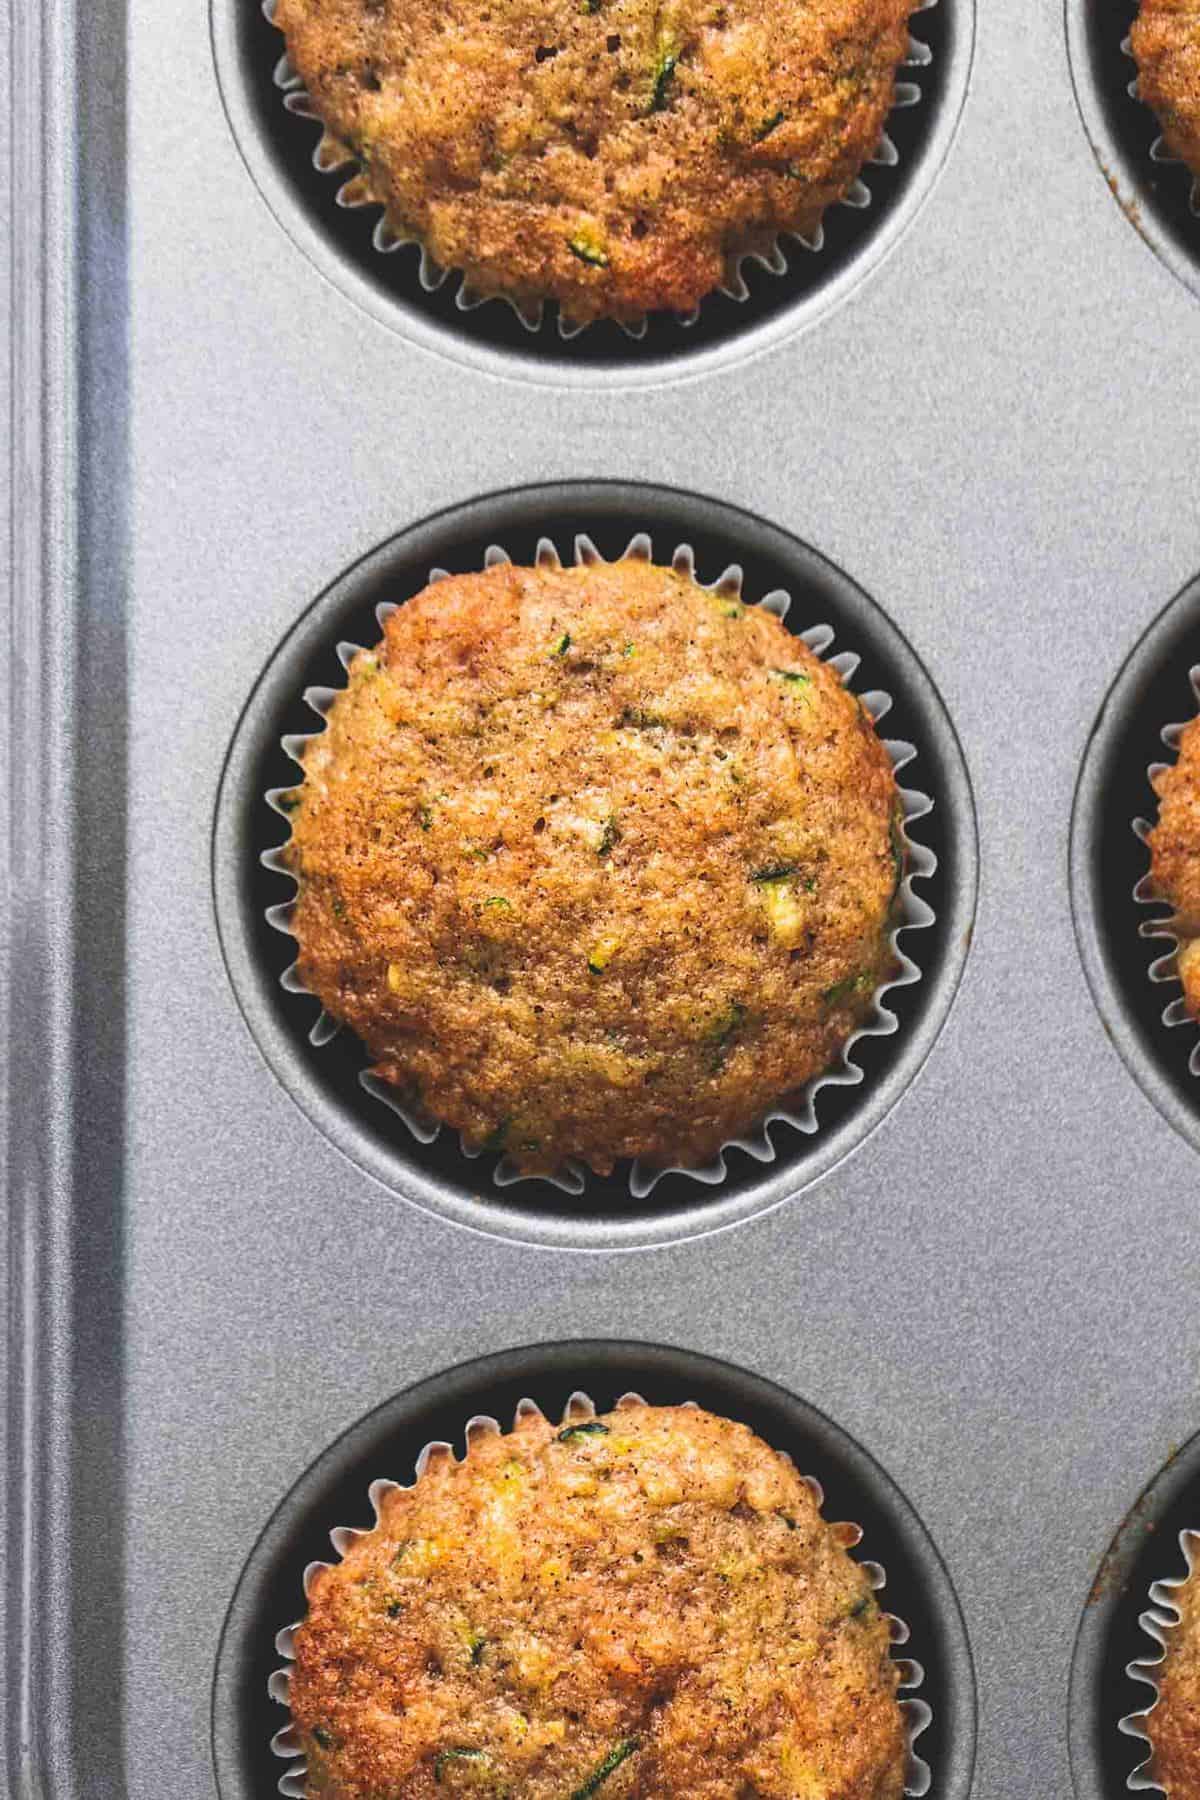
1118, 1527, 1200, 1792
1131, 665, 1200, 1079
262, 525, 938, 1201
261, 0, 938, 344
264, 1386, 934, 1799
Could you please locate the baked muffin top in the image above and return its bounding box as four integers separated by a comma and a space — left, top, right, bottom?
288, 1401, 908, 1799
283, 555, 903, 1177
1146, 1548, 1200, 1794
1149, 710, 1200, 1016
1132, 2, 1200, 176
273, 0, 914, 325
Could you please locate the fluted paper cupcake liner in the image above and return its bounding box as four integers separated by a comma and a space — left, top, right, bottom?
1122, 32, 1200, 217
1131, 663, 1200, 1078
261, 528, 938, 1197
267, 1389, 934, 1798
262, 0, 937, 341
1119, 1526, 1200, 1790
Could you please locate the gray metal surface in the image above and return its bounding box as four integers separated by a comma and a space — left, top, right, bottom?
11, 0, 1200, 1796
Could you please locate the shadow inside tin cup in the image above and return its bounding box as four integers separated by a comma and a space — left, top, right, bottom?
213, 483, 977, 1247
210, 1342, 978, 1800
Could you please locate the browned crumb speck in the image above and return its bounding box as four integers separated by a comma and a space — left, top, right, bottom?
271, 0, 914, 325
288, 1402, 907, 1799
1131, 2, 1200, 177
284, 558, 903, 1177
1149, 712, 1200, 1017
1145, 1548, 1200, 1794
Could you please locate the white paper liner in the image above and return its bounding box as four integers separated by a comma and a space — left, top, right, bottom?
1131, 664, 1200, 1079
1119, 1526, 1200, 1791
1122, 33, 1200, 217
267, 1390, 934, 1798
261, 528, 938, 1197
262, 0, 938, 340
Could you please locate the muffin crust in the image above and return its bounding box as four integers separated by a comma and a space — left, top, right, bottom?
1149, 711, 1200, 1016
284, 556, 903, 1176
289, 1402, 908, 1799
272, 0, 915, 324
1132, 1, 1200, 176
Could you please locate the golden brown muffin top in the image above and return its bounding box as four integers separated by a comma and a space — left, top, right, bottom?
283, 556, 903, 1177
1132, 2, 1200, 176
273, 0, 913, 324
1146, 1548, 1200, 1794
1149, 710, 1200, 1017
288, 1401, 908, 1799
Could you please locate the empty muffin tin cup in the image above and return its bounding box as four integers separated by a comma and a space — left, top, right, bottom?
261, 527, 938, 1199
266, 1389, 934, 1798
1131, 664, 1200, 1079
1119, 1525, 1200, 1791
261, 0, 938, 341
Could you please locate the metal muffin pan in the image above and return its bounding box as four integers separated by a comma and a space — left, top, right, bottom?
13, 0, 1200, 1795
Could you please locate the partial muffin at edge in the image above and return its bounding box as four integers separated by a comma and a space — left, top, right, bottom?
1132, 1, 1200, 177
272, 0, 915, 325
283, 556, 904, 1177
288, 1401, 908, 1800
1145, 1550, 1200, 1795
1149, 710, 1200, 1016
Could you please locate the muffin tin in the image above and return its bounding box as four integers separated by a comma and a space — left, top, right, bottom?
12, 0, 1200, 1795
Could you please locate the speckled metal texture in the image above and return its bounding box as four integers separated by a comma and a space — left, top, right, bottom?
11, 0, 1200, 1797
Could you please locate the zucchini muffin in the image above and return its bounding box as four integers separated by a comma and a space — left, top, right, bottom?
282, 554, 904, 1177
1132, 1, 1200, 177
1148, 713, 1200, 1016
1144, 1548, 1200, 1794
271, 0, 916, 326
287, 1401, 908, 1798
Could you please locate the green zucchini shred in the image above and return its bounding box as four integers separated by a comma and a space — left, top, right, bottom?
568, 234, 609, 267
386, 1598, 405, 1618
849, 1592, 874, 1620
483, 896, 512, 911
597, 816, 620, 858
650, 48, 678, 110
707, 999, 746, 1070
754, 108, 786, 140
557, 1420, 610, 1444
276, 790, 302, 813
482, 1117, 511, 1154
418, 804, 434, 831
551, 631, 573, 655
435, 1747, 489, 1783
823, 970, 874, 1007
331, 894, 346, 920
312, 1726, 334, 1750
769, 667, 811, 687
571, 1737, 640, 1798
751, 862, 799, 884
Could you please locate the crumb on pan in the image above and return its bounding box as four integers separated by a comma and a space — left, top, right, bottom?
272, 0, 915, 324
289, 1402, 908, 1799
1150, 711, 1200, 1017
1131, 1, 1200, 178
284, 557, 904, 1177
